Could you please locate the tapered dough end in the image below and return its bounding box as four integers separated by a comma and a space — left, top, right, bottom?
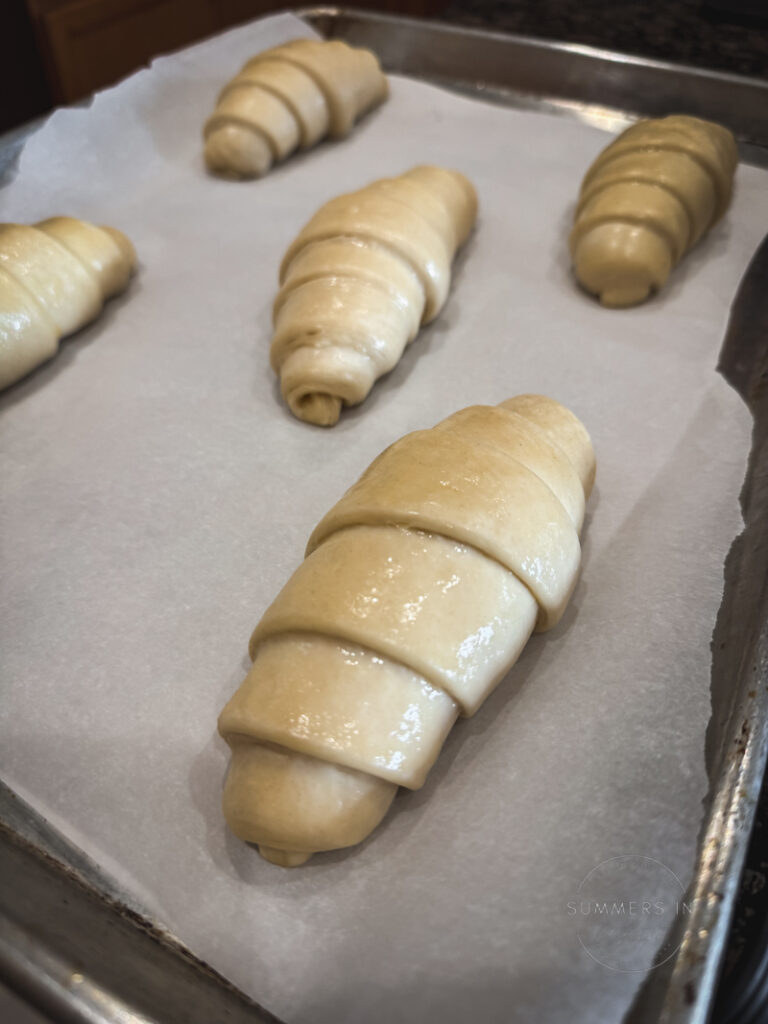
100, 227, 137, 279
221, 740, 397, 864
258, 846, 313, 867
288, 39, 387, 138
277, 344, 375, 427
204, 123, 273, 178
290, 391, 343, 427
500, 394, 596, 500
404, 165, 479, 246
35, 217, 137, 299
570, 221, 672, 309
0, 268, 60, 390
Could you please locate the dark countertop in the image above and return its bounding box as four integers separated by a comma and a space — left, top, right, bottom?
440, 0, 768, 79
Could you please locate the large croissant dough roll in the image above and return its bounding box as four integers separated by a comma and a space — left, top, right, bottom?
218, 395, 595, 867
204, 38, 387, 179
271, 165, 478, 427
570, 114, 738, 307
0, 217, 136, 391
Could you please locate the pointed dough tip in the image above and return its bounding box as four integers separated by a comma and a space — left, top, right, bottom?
258, 845, 313, 867
599, 282, 653, 308
101, 227, 137, 274
204, 124, 272, 179
293, 392, 343, 427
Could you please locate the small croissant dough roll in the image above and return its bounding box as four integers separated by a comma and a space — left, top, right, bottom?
218, 394, 596, 867
203, 38, 388, 179
271, 165, 478, 427
0, 217, 136, 390
570, 114, 738, 307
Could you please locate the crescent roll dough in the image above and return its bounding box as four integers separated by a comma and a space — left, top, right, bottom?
0, 217, 136, 391
218, 394, 595, 866
204, 38, 388, 179
271, 165, 478, 426
570, 114, 738, 307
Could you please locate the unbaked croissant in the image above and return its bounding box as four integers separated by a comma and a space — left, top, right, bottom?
218, 394, 595, 866
0, 217, 136, 391
570, 114, 738, 307
204, 38, 388, 179
270, 165, 478, 427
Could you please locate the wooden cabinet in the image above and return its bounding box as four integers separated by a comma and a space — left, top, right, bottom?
25, 0, 446, 106
27, 0, 275, 104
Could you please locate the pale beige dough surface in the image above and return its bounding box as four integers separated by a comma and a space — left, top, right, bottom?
203, 38, 388, 179
250, 524, 539, 713
570, 114, 738, 307
271, 164, 478, 426
218, 394, 595, 865
306, 429, 581, 626
0, 217, 136, 391
220, 632, 459, 787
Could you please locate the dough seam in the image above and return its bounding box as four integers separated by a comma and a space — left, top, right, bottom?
230, 630, 459, 784
232, 62, 323, 147
576, 177, 696, 248
274, 268, 420, 321
279, 229, 435, 321
433, 430, 582, 530
250, 616, 470, 714
570, 212, 681, 263
1, 228, 98, 318
38, 224, 127, 294
307, 510, 578, 629
0, 264, 59, 334
304, 519, 553, 629
203, 112, 277, 158
269, 53, 352, 138
585, 143, 727, 214
216, 80, 297, 140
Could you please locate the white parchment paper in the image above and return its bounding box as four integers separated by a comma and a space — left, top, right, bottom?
2, 13, 768, 1023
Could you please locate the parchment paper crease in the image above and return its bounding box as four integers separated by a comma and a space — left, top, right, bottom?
2, 13, 768, 1023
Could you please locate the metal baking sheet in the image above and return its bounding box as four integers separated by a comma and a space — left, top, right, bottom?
1, 10, 768, 1024
303, 6, 768, 164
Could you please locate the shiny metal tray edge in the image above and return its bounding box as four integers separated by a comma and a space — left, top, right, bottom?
0, 794, 281, 1024
301, 5, 768, 165
2, 9, 768, 1024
